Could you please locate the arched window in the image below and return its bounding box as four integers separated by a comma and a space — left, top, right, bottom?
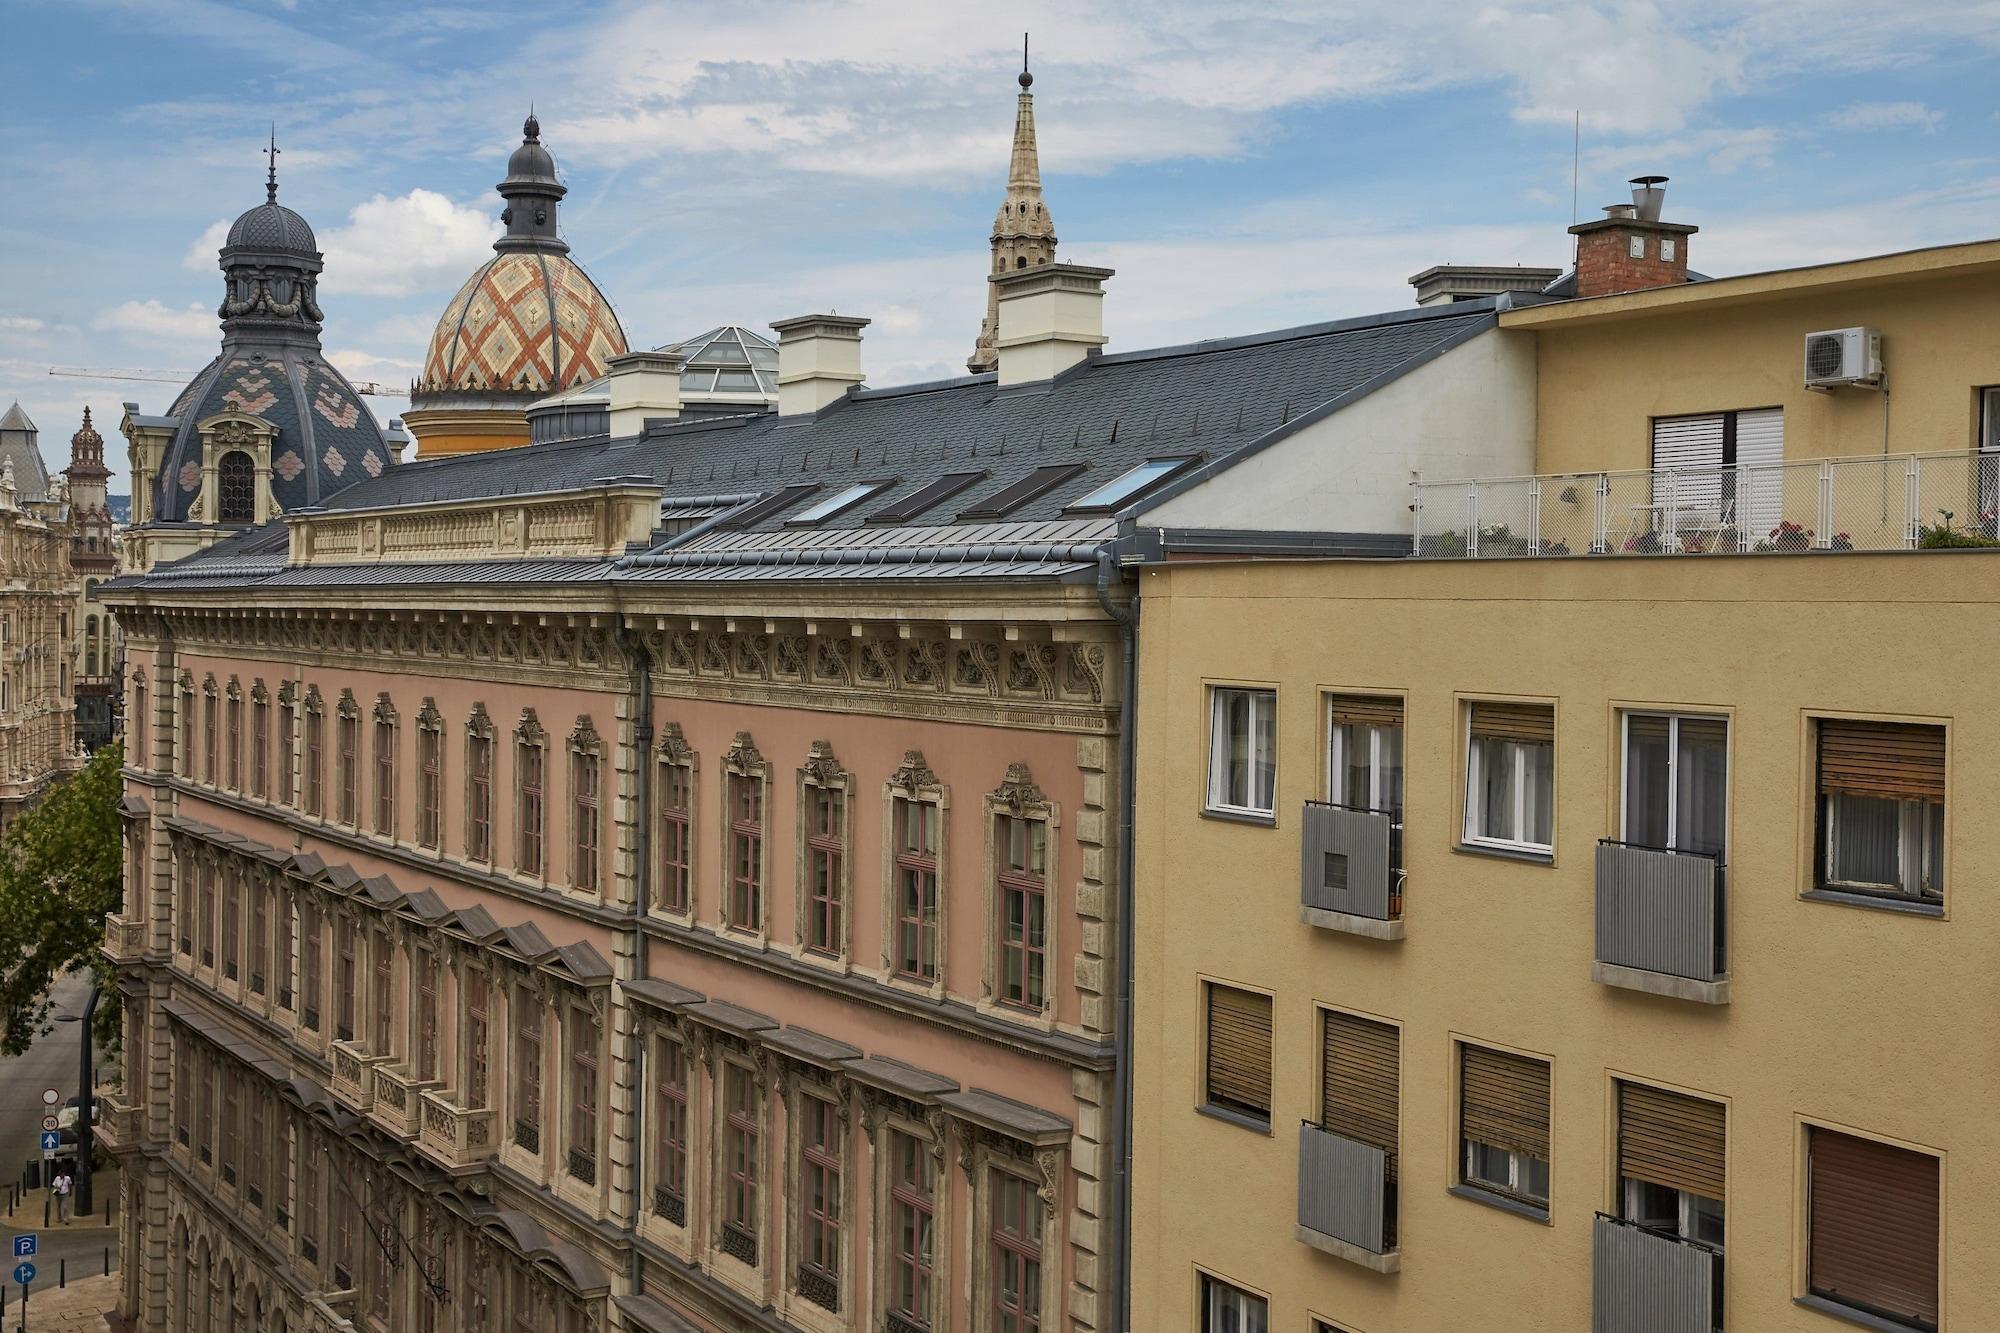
1016, 256, 1027, 269
217, 450, 256, 524
84, 615, 98, 677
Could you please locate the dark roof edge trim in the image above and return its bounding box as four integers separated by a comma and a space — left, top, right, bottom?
1127, 526, 1412, 562
618, 538, 1105, 574
1124, 313, 1498, 519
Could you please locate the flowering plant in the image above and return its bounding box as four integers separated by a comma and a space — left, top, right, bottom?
1768, 520, 1812, 551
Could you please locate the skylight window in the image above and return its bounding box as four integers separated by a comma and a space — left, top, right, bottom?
870, 471, 987, 525
1066, 456, 1198, 512
958, 462, 1090, 520
787, 480, 895, 525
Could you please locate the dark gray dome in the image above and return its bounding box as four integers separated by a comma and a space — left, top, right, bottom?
504, 115, 560, 187
225, 202, 317, 254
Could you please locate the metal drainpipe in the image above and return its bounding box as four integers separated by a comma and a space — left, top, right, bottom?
615, 616, 654, 1295
1093, 547, 1137, 1333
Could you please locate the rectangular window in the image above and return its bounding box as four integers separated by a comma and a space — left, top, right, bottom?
304, 706, 324, 817
197, 861, 215, 968
566, 1011, 598, 1183
1204, 983, 1272, 1124
1207, 687, 1276, 816
173, 1038, 191, 1145
1649, 408, 1784, 534
467, 732, 493, 862
203, 689, 217, 784
371, 931, 394, 1054
893, 798, 939, 981
518, 741, 545, 876
249, 873, 268, 995
1066, 455, 1194, 511
652, 1037, 688, 1217
659, 761, 692, 912
278, 697, 297, 807
804, 784, 844, 955
1327, 695, 1405, 813
1199, 1275, 1269, 1333
338, 709, 359, 825
298, 1123, 320, 1260
996, 813, 1047, 1010
799, 1095, 842, 1297
175, 852, 193, 956
728, 772, 763, 931
1321, 1009, 1400, 1191
251, 693, 269, 798
416, 951, 440, 1082
1458, 1043, 1551, 1210
300, 902, 322, 1030
513, 988, 542, 1152
889, 1130, 935, 1324
334, 916, 356, 1041
465, 972, 490, 1108
219, 1071, 238, 1182
221, 867, 240, 981
417, 724, 441, 849
1816, 719, 1946, 903
1807, 1126, 1939, 1329
1464, 701, 1554, 852
571, 750, 600, 892
990, 1171, 1043, 1333
226, 691, 242, 789
1621, 712, 1728, 856
245, 1087, 265, 1207
180, 688, 195, 779
196, 1051, 214, 1164
1615, 1081, 1724, 1249
723, 1064, 760, 1259
374, 715, 396, 836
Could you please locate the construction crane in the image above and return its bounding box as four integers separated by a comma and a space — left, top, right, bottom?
48, 365, 399, 396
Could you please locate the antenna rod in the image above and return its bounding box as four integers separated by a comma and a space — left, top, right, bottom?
1570, 110, 1580, 228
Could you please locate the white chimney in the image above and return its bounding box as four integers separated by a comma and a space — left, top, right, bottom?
771, 314, 869, 417
993, 263, 1112, 387
605, 349, 683, 437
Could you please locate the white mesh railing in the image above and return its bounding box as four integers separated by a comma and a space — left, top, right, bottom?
1412, 451, 2000, 558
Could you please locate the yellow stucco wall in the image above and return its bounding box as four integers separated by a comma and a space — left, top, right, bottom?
1130, 550, 2000, 1332
1511, 250, 2000, 475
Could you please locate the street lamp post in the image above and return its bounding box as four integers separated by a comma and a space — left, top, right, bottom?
71, 987, 99, 1217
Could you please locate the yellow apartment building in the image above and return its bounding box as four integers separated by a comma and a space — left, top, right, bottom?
1127, 236, 2000, 1333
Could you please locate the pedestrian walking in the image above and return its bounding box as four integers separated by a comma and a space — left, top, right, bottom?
51, 1165, 71, 1223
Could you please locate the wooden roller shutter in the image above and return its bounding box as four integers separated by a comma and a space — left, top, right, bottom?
1809, 1127, 1939, 1328
1205, 985, 1272, 1119
1460, 1045, 1549, 1160
1468, 702, 1554, 746
1328, 695, 1404, 729
1322, 1011, 1399, 1180
1617, 1082, 1725, 1202
1818, 720, 1946, 803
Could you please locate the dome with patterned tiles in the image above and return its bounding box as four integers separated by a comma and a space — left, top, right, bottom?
412, 115, 627, 407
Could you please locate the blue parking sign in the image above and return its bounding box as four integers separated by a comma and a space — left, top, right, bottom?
9, 1235, 31, 1258
37, 1131, 59, 1153
11, 1261, 32, 1285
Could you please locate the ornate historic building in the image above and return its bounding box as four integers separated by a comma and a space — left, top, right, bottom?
0, 404, 81, 826
66, 407, 123, 749
966, 54, 1057, 374
405, 115, 630, 458
119, 158, 397, 575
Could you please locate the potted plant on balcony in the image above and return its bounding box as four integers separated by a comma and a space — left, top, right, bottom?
1754, 520, 1813, 552
1918, 509, 2000, 548
1479, 522, 1525, 555
1623, 530, 1662, 554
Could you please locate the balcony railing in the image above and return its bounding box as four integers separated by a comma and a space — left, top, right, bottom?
94, 1090, 139, 1154
329, 1041, 387, 1112
1595, 840, 1727, 1002
1592, 1213, 1722, 1333
1300, 800, 1404, 937
368, 1065, 442, 1139
1413, 449, 2000, 559
417, 1091, 496, 1173
1296, 1122, 1398, 1270
303, 1288, 360, 1333
101, 914, 146, 965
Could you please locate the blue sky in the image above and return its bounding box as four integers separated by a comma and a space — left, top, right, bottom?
3, 0, 1997, 491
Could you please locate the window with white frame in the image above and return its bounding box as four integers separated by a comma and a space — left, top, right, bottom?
1620, 712, 1727, 857
1615, 1080, 1725, 1250
1199, 1275, 1269, 1333
1207, 687, 1275, 816
1816, 718, 1946, 903
1463, 701, 1554, 852
1326, 694, 1403, 813
1458, 1042, 1550, 1210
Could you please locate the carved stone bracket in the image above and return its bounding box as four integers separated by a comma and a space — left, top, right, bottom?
887, 750, 938, 795
800, 739, 842, 786
992, 761, 1047, 814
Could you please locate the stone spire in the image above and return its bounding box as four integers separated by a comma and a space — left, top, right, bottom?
968, 36, 1058, 374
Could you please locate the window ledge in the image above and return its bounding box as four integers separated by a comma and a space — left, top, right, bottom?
1794, 1294, 1931, 1332
1447, 1183, 1550, 1224
1299, 904, 1405, 940
1592, 961, 1730, 1005
1453, 842, 1554, 867
1294, 1223, 1401, 1273
1801, 889, 1944, 919
1195, 1103, 1272, 1136
1201, 806, 1277, 828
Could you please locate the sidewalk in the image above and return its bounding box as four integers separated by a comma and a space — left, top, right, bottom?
1, 1270, 116, 1330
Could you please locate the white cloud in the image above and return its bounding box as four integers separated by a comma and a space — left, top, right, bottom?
318, 189, 500, 297
90, 300, 214, 343
182, 219, 229, 270
1585, 126, 1783, 176
1831, 101, 1945, 132
0, 317, 47, 334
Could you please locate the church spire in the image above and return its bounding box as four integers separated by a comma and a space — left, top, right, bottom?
968, 36, 1058, 374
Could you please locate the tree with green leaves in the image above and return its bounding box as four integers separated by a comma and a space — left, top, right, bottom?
0, 742, 124, 1056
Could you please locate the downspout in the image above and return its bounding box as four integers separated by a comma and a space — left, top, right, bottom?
1093, 546, 1137, 1333
615, 615, 654, 1295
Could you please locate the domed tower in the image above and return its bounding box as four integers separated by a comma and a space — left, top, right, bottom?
967, 42, 1058, 374
66, 409, 120, 749
64, 407, 113, 549
119, 141, 394, 572
404, 115, 629, 456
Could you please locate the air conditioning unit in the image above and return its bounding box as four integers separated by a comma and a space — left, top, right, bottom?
1803, 326, 1883, 389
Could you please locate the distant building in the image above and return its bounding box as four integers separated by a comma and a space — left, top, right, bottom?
0, 403, 80, 826
66, 407, 121, 751
527, 325, 780, 445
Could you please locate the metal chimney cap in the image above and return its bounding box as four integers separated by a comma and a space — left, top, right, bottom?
1629, 174, 1669, 187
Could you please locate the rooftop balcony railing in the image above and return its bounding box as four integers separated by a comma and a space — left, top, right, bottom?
1413, 449, 2000, 559
1592, 1213, 1722, 1333
1300, 800, 1405, 940
1594, 840, 1727, 1004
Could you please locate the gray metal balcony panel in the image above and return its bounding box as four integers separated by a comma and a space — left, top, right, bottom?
1301, 803, 1395, 921
1595, 843, 1723, 982
1297, 1122, 1390, 1255
1592, 1214, 1719, 1333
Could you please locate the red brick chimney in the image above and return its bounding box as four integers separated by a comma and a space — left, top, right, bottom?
1568, 175, 1697, 298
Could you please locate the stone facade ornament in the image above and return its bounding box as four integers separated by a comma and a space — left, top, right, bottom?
992, 761, 1046, 814
721, 730, 763, 770
801, 739, 842, 785
887, 750, 939, 795
657, 721, 694, 764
